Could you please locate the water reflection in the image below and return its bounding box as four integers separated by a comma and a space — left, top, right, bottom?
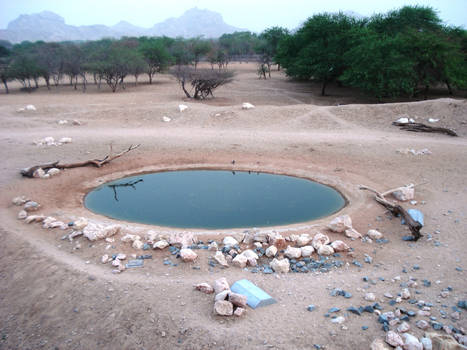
108, 179, 143, 201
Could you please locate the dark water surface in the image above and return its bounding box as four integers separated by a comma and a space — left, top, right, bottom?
85, 170, 345, 229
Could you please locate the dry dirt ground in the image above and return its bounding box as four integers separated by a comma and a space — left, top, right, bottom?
0, 63, 466, 350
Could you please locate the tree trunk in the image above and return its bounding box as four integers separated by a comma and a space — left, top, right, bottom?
424, 85, 429, 100
45, 77, 50, 90
268, 63, 271, 78
82, 75, 87, 92
2, 79, 8, 94
74, 76, 78, 90
277, 64, 280, 71
445, 80, 453, 95
180, 80, 191, 98
321, 79, 327, 96
34, 78, 39, 88
134, 75, 138, 86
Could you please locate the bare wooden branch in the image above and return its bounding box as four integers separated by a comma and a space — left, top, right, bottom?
359, 185, 422, 241
21, 144, 140, 178
392, 122, 457, 137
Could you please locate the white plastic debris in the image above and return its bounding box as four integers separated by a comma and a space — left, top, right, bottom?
396, 117, 415, 123
58, 137, 72, 144
58, 120, 68, 125
178, 104, 188, 112
242, 102, 255, 110
396, 148, 432, 156
25, 105, 36, 111
428, 118, 439, 123
162, 116, 171, 122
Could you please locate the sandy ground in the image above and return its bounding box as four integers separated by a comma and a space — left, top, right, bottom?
0, 63, 466, 350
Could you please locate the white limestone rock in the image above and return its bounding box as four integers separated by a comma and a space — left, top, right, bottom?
312, 233, 330, 249
240, 249, 259, 260
24, 201, 40, 212
47, 168, 61, 176
232, 254, 248, 268
12, 196, 28, 206
178, 104, 188, 112
265, 245, 278, 257
214, 277, 230, 294
284, 246, 301, 259
242, 102, 255, 110
386, 331, 404, 347
208, 242, 218, 251
300, 245, 315, 257
367, 229, 384, 240
270, 258, 290, 273
194, 283, 214, 294
73, 217, 88, 230
401, 333, 423, 350
101, 254, 110, 264
296, 234, 311, 247
25, 215, 45, 224
153, 240, 169, 249
17, 210, 27, 220
213, 251, 229, 267
345, 228, 362, 239
330, 240, 350, 252
180, 248, 197, 262
214, 300, 233, 316
222, 236, 238, 246
392, 185, 415, 201
317, 245, 334, 256
328, 215, 352, 233
132, 240, 144, 250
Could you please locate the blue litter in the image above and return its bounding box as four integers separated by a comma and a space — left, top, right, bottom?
230, 279, 276, 309
401, 209, 424, 226
126, 259, 144, 268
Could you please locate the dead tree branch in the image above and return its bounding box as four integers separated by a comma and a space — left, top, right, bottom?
21, 144, 140, 178
359, 185, 422, 241
108, 179, 143, 201
392, 122, 457, 137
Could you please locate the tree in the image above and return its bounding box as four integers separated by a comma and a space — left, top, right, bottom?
138, 37, 172, 84
170, 66, 234, 99
258, 27, 289, 71
0, 44, 12, 93
188, 37, 211, 69
170, 38, 194, 67
276, 13, 360, 95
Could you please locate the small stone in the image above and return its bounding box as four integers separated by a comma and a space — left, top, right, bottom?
317, 245, 334, 256
397, 321, 410, 333
101, 254, 110, 264
214, 277, 230, 294
331, 316, 345, 324
214, 300, 233, 316
223, 236, 238, 246
401, 288, 411, 300
416, 320, 430, 330
229, 292, 247, 308
233, 307, 246, 317
345, 228, 362, 239
265, 245, 278, 257
370, 339, 391, 350
300, 245, 315, 257
24, 201, 40, 212
12, 196, 28, 206
180, 248, 197, 262
208, 242, 218, 251
47, 168, 60, 176
420, 338, 432, 350
384, 292, 394, 298
365, 293, 376, 302
311, 233, 330, 249
284, 246, 301, 259
132, 240, 144, 250
330, 240, 350, 252
194, 283, 214, 294
73, 217, 88, 230
367, 229, 384, 240
17, 210, 27, 220
153, 240, 169, 249
241, 249, 259, 260
385, 331, 404, 347
347, 306, 361, 315
401, 333, 423, 350
307, 305, 316, 312
213, 290, 230, 303
392, 185, 414, 201
213, 251, 229, 267
328, 215, 352, 233
232, 254, 248, 268
296, 234, 311, 247
242, 102, 255, 110
270, 258, 290, 273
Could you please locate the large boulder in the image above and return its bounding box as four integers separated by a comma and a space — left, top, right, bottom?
180, 248, 197, 262
222, 236, 238, 246
300, 246, 315, 257
328, 215, 352, 233
296, 234, 311, 247
213, 251, 229, 267
317, 245, 334, 256
232, 254, 248, 268
345, 228, 362, 239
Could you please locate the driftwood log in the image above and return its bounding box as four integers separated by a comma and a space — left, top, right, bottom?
21, 144, 140, 178
392, 122, 457, 137
359, 185, 422, 241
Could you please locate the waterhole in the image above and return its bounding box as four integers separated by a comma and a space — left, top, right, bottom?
85, 170, 345, 229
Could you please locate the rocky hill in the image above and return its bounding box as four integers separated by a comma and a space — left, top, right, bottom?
0, 8, 245, 43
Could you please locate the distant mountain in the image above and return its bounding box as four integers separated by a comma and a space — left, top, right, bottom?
0, 8, 246, 43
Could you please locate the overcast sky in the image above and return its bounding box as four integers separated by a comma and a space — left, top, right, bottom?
1, 0, 466, 31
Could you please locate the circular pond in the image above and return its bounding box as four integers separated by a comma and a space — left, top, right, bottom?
85, 170, 345, 229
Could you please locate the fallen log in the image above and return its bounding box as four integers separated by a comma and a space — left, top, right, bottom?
392, 122, 457, 137
21, 144, 140, 178
359, 185, 422, 241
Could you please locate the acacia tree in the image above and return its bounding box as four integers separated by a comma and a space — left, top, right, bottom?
189, 37, 211, 69
170, 66, 234, 99
0, 44, 11, 93
258, 27, 288, 71
276, 13, 360, 95
138, 37, 172, 84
